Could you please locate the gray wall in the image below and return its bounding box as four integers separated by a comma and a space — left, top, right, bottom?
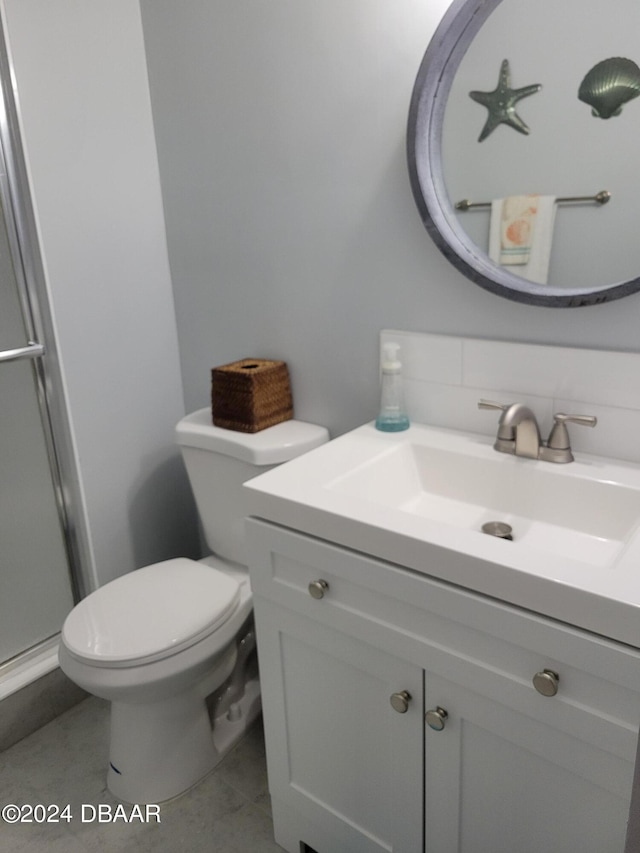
140, 0, 640, 441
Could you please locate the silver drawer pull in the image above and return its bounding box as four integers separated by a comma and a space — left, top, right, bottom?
425, 707, 448, 731
533, 669, 559, 697
390, 691, 412, 714
308, 579, 329, 600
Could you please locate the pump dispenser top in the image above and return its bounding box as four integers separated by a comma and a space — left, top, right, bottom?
381, 343, 401, 372
375, 342, 410, 432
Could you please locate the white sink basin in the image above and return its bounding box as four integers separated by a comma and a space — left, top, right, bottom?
244, 421, 640, 647
326, 438, 640, 568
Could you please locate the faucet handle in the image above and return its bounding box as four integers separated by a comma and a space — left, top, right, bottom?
547, 412, 597, 449
478, 400, 516, 442
478, 399, 509, 413
541, 412, 597, 463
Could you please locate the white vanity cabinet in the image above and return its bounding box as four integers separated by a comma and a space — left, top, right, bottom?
246, 519, 639, 853
254, 599, 424, 853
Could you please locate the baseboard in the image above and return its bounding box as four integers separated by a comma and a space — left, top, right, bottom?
0, 666, 86, 752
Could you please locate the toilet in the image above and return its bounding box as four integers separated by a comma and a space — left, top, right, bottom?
58, 407, 328, 804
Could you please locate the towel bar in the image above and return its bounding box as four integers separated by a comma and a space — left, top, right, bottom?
455, 190, 611, 211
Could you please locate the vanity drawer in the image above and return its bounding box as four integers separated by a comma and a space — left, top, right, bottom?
246, 518, 640, 744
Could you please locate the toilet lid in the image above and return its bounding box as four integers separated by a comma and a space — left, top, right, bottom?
62, 559, 241, 666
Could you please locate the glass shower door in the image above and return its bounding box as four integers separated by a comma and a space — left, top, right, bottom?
0, 175, 75, 667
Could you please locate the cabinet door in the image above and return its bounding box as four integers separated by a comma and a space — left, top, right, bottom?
423, 673, 633, 853
254, 598, 424, 853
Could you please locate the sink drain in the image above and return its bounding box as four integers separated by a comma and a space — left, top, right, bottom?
481, 521, 513, 541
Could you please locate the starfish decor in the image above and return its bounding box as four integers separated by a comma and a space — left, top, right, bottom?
469, 59, 541, 142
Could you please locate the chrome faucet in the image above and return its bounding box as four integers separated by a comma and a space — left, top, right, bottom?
480, 401, 542, 459
478, 400, 597, 463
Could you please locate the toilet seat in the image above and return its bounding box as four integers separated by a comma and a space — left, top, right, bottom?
62, 558, 241, 668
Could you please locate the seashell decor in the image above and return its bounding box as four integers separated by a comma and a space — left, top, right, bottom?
578, 57, 640, 119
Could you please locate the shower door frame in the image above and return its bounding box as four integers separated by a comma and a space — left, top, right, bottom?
0, 15, 91, 642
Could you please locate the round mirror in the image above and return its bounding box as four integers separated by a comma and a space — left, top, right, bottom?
407, 0, 640, 307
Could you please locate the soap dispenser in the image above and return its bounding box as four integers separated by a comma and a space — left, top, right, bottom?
375, 342, 410, 432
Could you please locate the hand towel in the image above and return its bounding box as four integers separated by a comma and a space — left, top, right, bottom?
489, 194, 557, 284
498, 194, 539, 265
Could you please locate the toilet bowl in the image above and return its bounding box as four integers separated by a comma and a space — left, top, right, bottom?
58, 409, 328, 804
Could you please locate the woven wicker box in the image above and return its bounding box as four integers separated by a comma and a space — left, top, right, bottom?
211, 358, 293, 433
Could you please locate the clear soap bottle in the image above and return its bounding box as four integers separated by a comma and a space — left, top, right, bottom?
375, 343, 410, 432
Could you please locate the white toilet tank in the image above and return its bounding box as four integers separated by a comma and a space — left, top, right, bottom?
176, 408, 328, 566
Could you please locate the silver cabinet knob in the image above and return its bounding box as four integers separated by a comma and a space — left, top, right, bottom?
425, 707, 448, 731
308, 579, 329, 600
533, 669, 559, 697
390, 691, 412, 713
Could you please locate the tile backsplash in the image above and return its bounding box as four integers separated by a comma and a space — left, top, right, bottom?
381, 330, 640, 464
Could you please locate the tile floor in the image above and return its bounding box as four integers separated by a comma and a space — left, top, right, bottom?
0, 696, 285, 852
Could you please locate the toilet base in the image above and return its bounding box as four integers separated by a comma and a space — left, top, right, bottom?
211, 675, 261, 757
107, 675, 262, 804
